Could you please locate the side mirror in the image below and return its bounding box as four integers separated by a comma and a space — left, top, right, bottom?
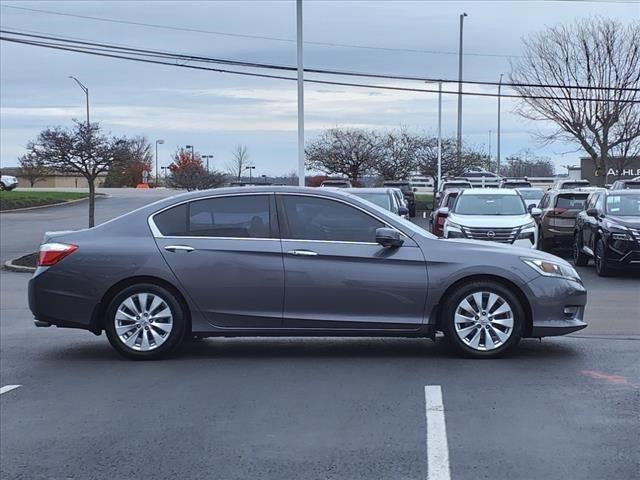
398, 207, 409, 216
586, 208, 599, 218
376, 227, 404, 248
530, 207, 542, 217
438, 207, 450, 217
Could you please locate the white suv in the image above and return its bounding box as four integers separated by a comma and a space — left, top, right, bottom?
442, 188, 541, 249
0, 174, 18, 191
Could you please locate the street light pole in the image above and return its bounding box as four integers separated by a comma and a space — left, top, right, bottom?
456, 12, 467, 164
155, 139, 165, 185
437, 81, 443, 189
69, 75, 89, 126
245, 166, 255, 183
296, 0, 305, 186
497, 73, 504, 175
202, 155, 213, 172
185, 145, 195, 160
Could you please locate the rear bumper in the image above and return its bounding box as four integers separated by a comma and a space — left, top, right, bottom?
542, 227, 574, 246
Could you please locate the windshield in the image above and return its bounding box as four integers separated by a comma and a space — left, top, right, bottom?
518, 190, 544, 200
606, 194, 640, 216
352, 192, 391, 211
453, 193, 526, 215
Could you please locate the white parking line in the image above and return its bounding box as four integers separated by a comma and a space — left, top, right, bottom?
425, 385, 451, 480
0, 385, 21, 395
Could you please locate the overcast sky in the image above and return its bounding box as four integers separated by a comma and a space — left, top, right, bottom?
1, 0, 639, 176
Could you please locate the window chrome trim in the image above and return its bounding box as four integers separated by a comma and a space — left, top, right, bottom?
147, 190, 406, 242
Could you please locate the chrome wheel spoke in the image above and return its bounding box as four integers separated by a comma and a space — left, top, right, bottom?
115, 293, 173, 352
454, 290, 513, 352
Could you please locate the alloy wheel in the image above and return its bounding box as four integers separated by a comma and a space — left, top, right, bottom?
453, 291, 514, 351
114, 293, 173, 351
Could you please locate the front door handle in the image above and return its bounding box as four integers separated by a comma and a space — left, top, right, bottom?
287, 249, 318, 257
164, 245, 195, 253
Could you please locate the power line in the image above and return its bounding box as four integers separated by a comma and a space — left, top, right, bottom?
2, 34, 638, 104
2, 29, 637, 93
0, 3, 525, 59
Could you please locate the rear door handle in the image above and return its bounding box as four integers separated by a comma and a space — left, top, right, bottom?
287, 249, 318, 257
164, 245, 195, 253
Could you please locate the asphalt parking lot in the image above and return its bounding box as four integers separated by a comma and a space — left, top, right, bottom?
1, 190, 638, 480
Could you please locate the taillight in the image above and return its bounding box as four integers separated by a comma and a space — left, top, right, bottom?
38, 243, 78, 267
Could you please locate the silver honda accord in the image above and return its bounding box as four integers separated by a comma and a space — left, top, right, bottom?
28, 186, 587, 359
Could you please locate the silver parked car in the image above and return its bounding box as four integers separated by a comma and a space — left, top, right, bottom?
344, 187, 409, 217
29, 186, 587, 360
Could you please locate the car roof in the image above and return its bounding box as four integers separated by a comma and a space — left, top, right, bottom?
343, 187, 393, 194
603, 189, 640, 196
516, 187, 543, 191
460, 188, 518, 195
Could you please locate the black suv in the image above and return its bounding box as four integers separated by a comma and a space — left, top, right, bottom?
382, 181, 416, 217
573, 190, 640, 276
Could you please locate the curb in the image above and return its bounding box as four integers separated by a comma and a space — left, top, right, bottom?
0, 194, 109, 213
3, 259, 36, 273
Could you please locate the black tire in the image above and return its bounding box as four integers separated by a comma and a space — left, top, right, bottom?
442, 280, 524, 359
104, 283, 187, 360
595, 238, 613, 277
0, 183, 5, 191
538, 232, 550, 252
573, 234, 589, 266
409, 205, 416, 218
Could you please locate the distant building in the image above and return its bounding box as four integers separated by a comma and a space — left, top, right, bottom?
0, 167, 107, 188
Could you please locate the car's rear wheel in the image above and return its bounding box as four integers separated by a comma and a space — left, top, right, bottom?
105, 284, 186, 360
442, 281, 523, 358
595, 238, 613, 277
0, 183, 5, 191
573, 234, 589, 266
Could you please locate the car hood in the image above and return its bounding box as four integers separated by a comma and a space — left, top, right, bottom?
606, 215, 640, 229
448, 213, 534, 228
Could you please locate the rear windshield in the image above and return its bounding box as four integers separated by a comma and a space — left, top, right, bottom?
453, 193, 526, 215
352, 192, 391, 211
383, 183, 412, 194
606, 194, 640, 216
555, 193, 588, 209
518, 190, 544, 200
620, 181, 640, 189
503, 182, 531, 188
560, 182, 589, 189
443, 182, 471, 190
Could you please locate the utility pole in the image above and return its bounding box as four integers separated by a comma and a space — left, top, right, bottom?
296, 0, 305, 186
202, 155, 214, 172
488, 130, 492, 160
456, 12, 467, 164
185, 145, 195, 160
437, 81, 442, 190
497, 73, 504, 175
69, 76, 89, 126
155, 139, 165, 185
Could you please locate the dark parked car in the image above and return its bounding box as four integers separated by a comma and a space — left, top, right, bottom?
382, 181, 416, 217
610, 179, 640, 190
430, 189, 460, 237
29, 186, 587, 360
536, 190, 592, 251
344, 187, 408, 217
573, 190, 640, 276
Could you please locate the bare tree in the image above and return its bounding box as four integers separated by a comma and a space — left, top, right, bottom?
226, 144, 253, 180
104, 136, 154, 187
18, 152, 49, 187
305, 128, 382, 182
376, 128, 419, 180
500, 149, 555, 177
510, 18, 640, 186
24, 121, 118, 227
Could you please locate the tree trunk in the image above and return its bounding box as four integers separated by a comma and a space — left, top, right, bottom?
88, 179, 96, 228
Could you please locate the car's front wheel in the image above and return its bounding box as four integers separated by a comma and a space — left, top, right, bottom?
594, 238, 613, 277
442, 281, 524, 358
104, 284, 187, 360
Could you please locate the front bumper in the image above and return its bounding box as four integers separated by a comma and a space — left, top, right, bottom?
604, 238, 640, 269
525, 275, 588, 337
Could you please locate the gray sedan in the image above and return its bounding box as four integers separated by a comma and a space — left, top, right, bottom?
28, 186, 587, 359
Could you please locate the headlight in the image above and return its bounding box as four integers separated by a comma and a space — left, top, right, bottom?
522, 257, 581, 282
520, 221, 536, 231
518, 222, 536, 242
609, 226, 630, 241
444, 221, 464, 238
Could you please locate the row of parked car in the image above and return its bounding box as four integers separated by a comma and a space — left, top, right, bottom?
430, 176, 640, 277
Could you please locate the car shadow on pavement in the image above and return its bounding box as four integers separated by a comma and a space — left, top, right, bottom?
34, 336, 582, 362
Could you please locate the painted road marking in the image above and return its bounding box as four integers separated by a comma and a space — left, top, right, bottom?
425, 385, 451, 480
0, 385, 21, 395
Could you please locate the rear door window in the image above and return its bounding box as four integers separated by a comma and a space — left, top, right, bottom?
188, 195, 271, 238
